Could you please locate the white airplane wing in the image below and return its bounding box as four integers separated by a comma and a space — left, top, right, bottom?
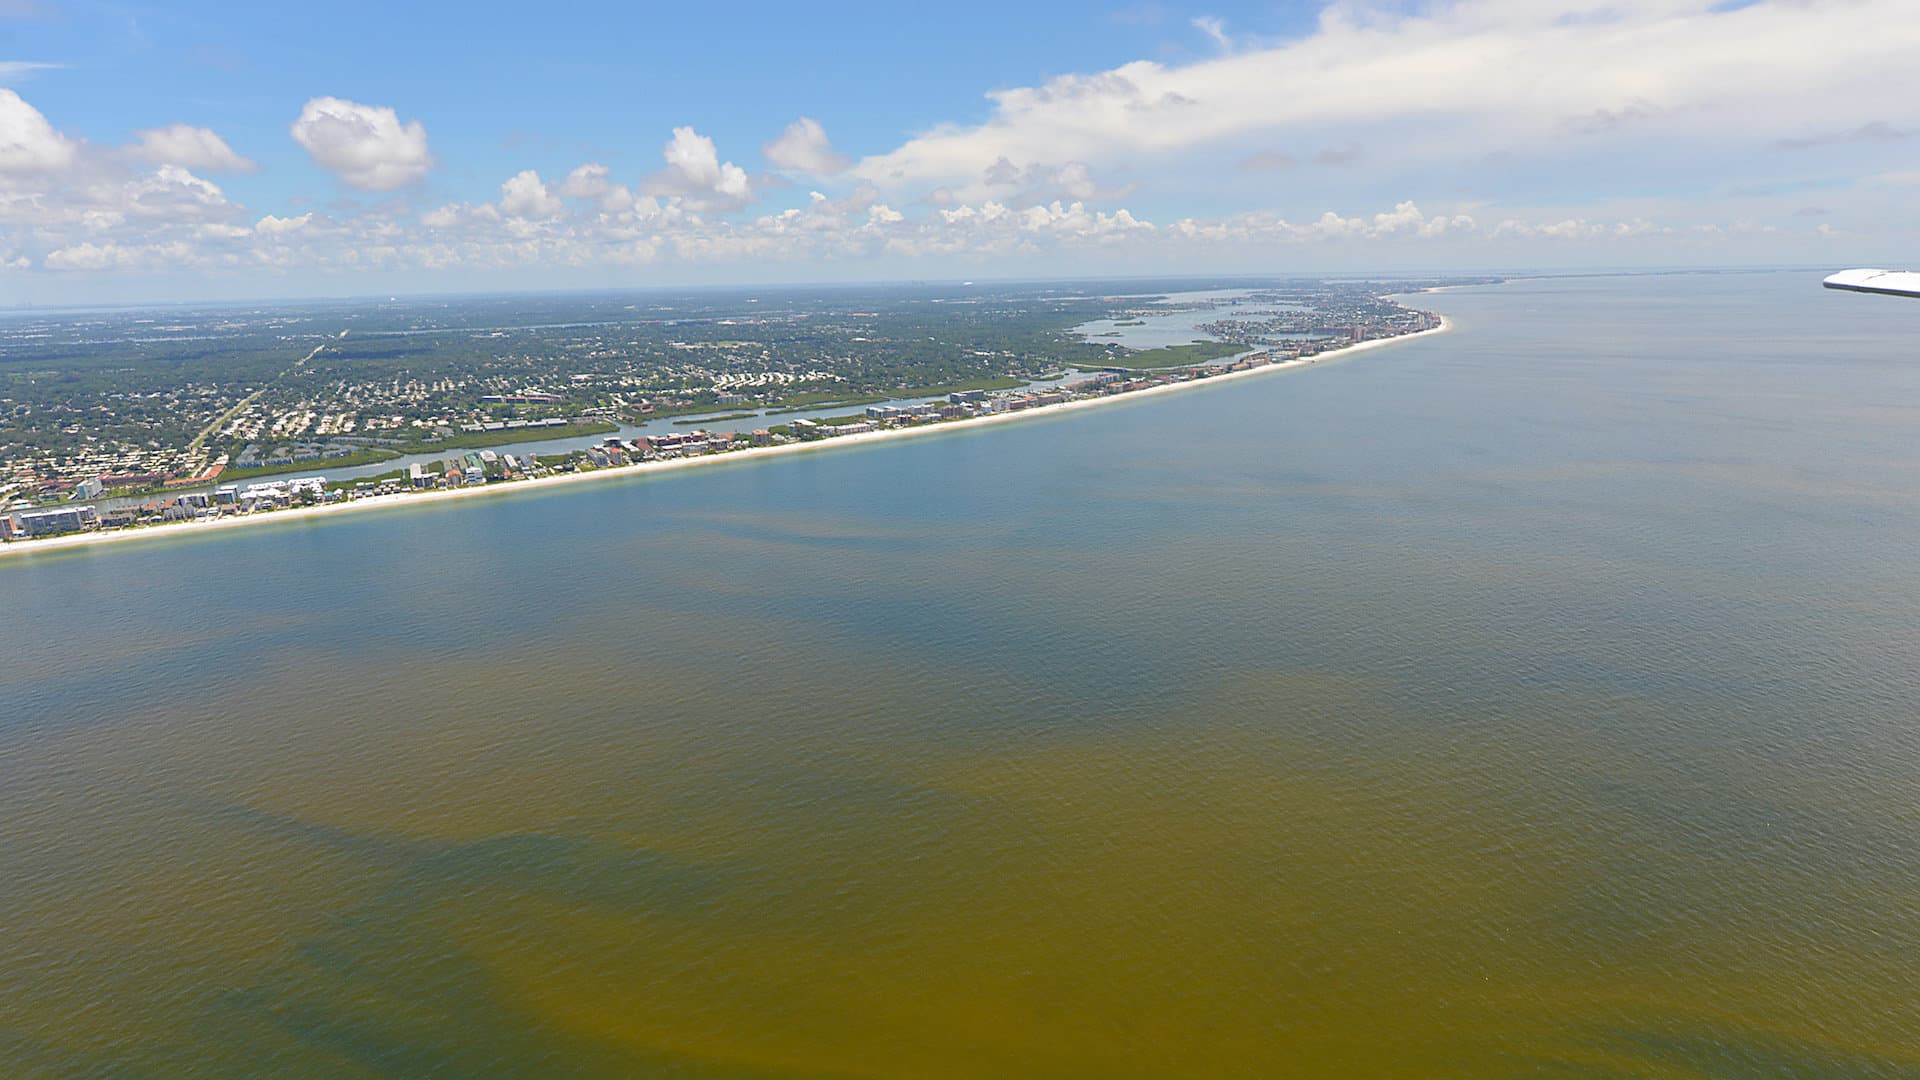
1824, 268, 1920, 298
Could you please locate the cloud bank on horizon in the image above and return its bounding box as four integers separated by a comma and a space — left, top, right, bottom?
3, 0, 1918, 299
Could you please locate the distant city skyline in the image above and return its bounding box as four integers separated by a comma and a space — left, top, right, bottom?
4, 0, 1918, 302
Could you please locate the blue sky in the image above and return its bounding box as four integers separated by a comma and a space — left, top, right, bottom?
15, 2, 1291, 205
4, 0, 1918, 301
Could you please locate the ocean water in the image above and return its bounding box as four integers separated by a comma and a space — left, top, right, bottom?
4, 271, 1920, 1077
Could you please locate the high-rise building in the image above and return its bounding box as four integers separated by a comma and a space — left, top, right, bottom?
17, 505, 99, 537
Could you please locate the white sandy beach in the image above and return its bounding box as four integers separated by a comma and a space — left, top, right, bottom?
0, 317, 1451, 560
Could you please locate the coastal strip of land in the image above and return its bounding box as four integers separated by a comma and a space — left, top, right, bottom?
0, 318, 1451, 561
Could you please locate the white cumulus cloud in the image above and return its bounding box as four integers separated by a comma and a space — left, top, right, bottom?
762, 117, 850, 176
44, 240, 190, 271
130, 123, 255, 172
121, 165, 237, 222
558, 163, 610, 199
854, 0, 1920, 205
0, 87, 75, 175
643, 126, 753, 210
498, 169, 563, 219
290, 96, 433, 191
255, 212, 313, 235
557, 163, 636, 212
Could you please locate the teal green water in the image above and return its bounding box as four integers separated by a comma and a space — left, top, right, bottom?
4, 272, 1920, 1076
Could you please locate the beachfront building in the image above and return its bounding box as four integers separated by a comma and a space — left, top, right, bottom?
17, 505, 100, 537
239, 477, 327, 504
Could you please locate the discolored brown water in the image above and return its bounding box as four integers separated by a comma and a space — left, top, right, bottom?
4, 273, 1919, 1076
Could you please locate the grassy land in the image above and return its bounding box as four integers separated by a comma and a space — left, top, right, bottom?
769, 389, 883, 409
672, 412, 757, 426
814, 413, 871, 427
764, 395, 888, 415
215, 447, 402, 483
325, 468, 407, 491
765, 377, 1023, 416
1107, 341, 1244, 369
890, 376, 1026, 398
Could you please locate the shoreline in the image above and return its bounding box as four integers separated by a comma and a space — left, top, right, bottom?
0, 317, 1451, 561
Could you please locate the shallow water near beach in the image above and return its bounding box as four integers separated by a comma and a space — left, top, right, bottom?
5, 271, 1920, 1076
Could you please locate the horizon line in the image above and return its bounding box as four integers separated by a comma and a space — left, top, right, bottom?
0, 264, 1838, 315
